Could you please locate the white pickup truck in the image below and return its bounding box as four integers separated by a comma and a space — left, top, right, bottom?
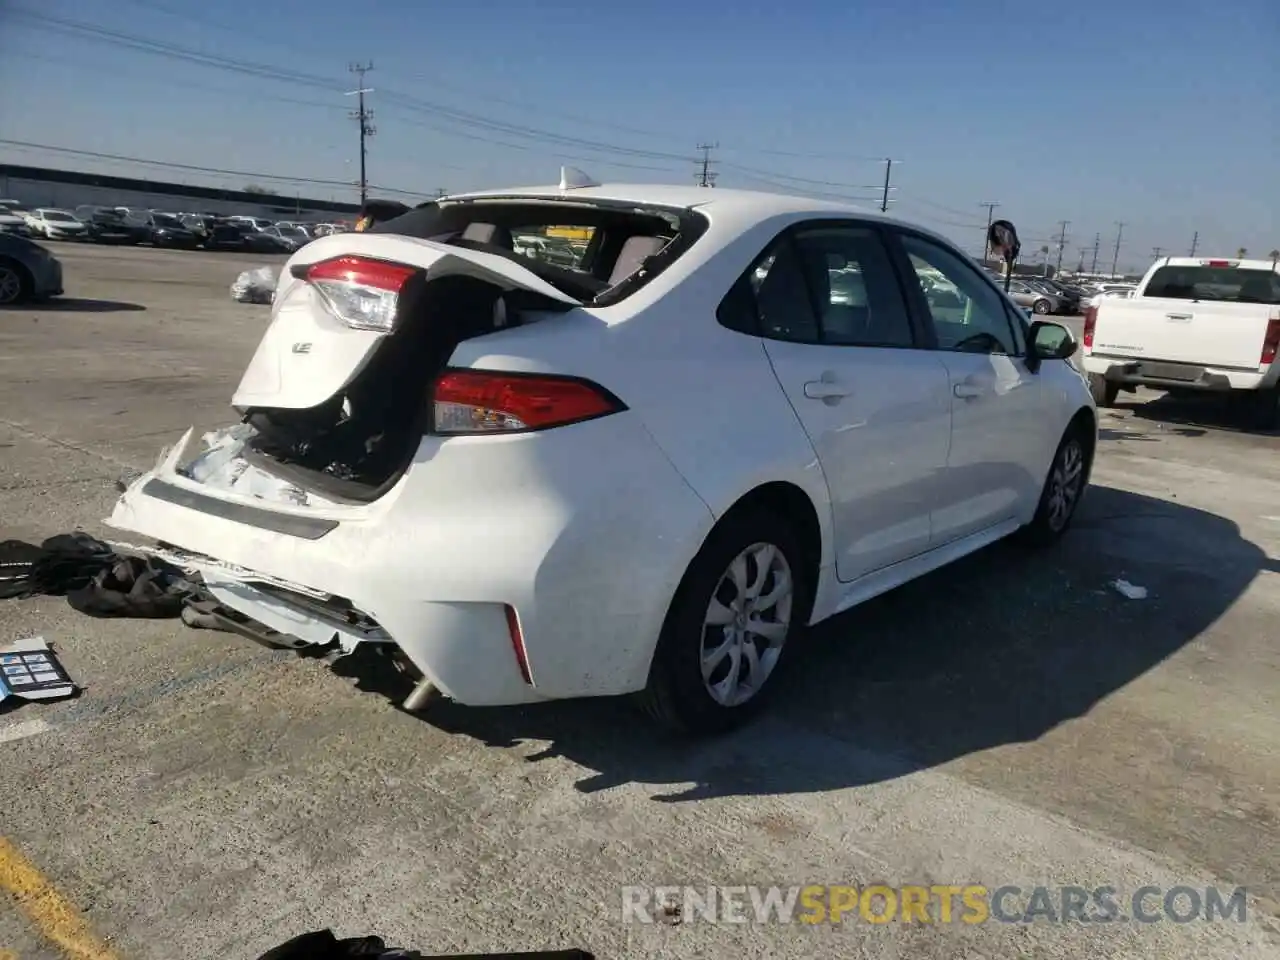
1081, 257, 1280, 427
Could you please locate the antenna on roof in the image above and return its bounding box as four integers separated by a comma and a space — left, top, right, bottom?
559, 166, 599, 190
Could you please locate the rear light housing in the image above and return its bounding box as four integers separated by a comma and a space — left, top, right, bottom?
302, 255, 415, 332
432, 369, 626, 434
1082, 305, 1098, 348
504, 604, 533, 685
1262, 313, 1280, 366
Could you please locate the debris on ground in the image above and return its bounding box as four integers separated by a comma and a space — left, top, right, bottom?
0, 533, 195, 618
231, 266, 277, 304
1111, 578, 1149, 600
0, 636, 76, 705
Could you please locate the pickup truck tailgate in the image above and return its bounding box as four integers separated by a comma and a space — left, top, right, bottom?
1093, 298, 1274, 369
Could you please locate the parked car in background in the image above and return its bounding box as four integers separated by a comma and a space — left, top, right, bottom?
140, 212, 201, 249
0, 233, 64, 305
1005, 278, 1066, 315
0, 207, 32, 237
204, 221, 291, 253
228, 216, 275, 232
77, 207, 148, 245
262, 224, 311, 252
1023, 278, 1082, 314
108, 178, 1093, 734
25, 208, 89, 241
180, 214, 218, 244
1082, 257, 1280, 425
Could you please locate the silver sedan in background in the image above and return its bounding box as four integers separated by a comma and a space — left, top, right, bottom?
1005, 278, 1066, 315
0, 233, 65, 305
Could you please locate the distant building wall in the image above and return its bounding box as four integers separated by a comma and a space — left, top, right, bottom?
0, 164, 362, 220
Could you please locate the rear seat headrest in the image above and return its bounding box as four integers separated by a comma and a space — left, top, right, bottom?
460, 222, 514, 249
609, 235, 668, 286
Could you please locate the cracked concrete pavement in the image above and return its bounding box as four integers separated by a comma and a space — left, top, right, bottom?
0, 244, 1276, 959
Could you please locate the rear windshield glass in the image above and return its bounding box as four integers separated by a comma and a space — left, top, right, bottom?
368, 198, 707, 304
1144, 266, 1280, 304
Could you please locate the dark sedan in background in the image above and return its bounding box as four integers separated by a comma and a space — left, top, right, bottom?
142, 213, 201, 249
0, 233, 64, 305
76, 206, 148, 245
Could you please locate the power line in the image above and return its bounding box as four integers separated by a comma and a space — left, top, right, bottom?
7, 7, 906, 192
347, 62, 375, 205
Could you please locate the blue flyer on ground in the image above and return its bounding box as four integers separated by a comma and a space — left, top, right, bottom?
0, 636, 76, 704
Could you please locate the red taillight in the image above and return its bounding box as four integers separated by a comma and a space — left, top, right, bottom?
432, 370, 625, 434
1082, 305, 1098, 348
304, 256, 415, 332
504, 604, 533, 685
1205, 260, 1233, 268
1262, 314, 1280, 366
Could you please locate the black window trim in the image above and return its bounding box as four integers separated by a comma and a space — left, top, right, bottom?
715, 217, 932, 350
884, 226, 1026, 358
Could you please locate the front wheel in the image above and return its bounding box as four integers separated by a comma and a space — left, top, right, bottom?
638, 510, 813, 735
1033, 298, 1052, 315
0, 259, 33, 306
1016, 425, 1090, 547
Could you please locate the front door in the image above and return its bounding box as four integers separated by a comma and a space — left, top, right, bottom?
892, 231, 1049, 545
747, 222, 952, 582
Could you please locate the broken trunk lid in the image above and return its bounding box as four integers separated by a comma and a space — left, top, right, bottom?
232, 233, 581, 412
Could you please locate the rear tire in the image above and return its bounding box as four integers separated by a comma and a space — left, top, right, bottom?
1240, 387, 1280, 431
1016, 423, 1090, 547
1088, 373, 1119, 407
0, 259, 33, 306
638, 510, 814, 735
1033, 298, 1051, 315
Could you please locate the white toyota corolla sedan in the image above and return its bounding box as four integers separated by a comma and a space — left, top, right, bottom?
110, 172, 1095, 734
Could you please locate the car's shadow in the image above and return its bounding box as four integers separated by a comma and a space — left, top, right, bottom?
30, 298, 147, 313
332, 484, 1273, 801
1117, 390, 1280, 437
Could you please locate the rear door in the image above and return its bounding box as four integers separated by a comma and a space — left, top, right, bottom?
1096, 263, 1279, 369
731, 220, 952, 582
890, 230, 1051, 545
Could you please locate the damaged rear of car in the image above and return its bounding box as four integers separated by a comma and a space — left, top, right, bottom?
109, 187, 715, 710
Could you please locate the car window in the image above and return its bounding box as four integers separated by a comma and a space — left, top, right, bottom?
791, 226, 915, 347
746, 240, 821, 342
899, 233, 1020, 355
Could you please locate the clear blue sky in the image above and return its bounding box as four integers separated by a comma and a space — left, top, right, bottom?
1, 0, 1276, 271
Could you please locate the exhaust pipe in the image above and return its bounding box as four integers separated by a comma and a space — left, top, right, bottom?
402, 676, 440, 712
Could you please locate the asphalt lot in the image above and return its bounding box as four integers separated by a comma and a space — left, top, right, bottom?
0, 242, 1277, 959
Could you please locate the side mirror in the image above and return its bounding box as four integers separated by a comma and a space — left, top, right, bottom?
1027, 320, 1076, 370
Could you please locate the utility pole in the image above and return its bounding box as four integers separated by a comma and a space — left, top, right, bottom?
347, 62, 375, 205
1076, 247, 1086, 273
979, 201, 999, 259
434, 188, 447, 199
1189, 231, 1199, 256
1054, 220, 1070, 274
1110, 221, 1125, 277
1090, 233, 1101, 273
1152, 246, 1163, 260
879, 158, 895, 213
695, 143, 719, 187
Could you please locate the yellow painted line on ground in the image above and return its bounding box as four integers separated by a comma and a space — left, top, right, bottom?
0, 836, 120, 960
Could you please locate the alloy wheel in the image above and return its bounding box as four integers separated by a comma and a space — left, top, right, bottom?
700, 542, 793, 708
0, 266, 21, 304
1047, 438, 1084, 531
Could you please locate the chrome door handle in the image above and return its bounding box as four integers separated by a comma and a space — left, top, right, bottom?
804, 380, 851, 400
953, 382, 984, 399
1165, 313, 1193, 321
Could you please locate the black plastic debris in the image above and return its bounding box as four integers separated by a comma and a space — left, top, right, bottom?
0, 533, 117, 599
67, 554, 195, 619
1, 533, 195, 619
